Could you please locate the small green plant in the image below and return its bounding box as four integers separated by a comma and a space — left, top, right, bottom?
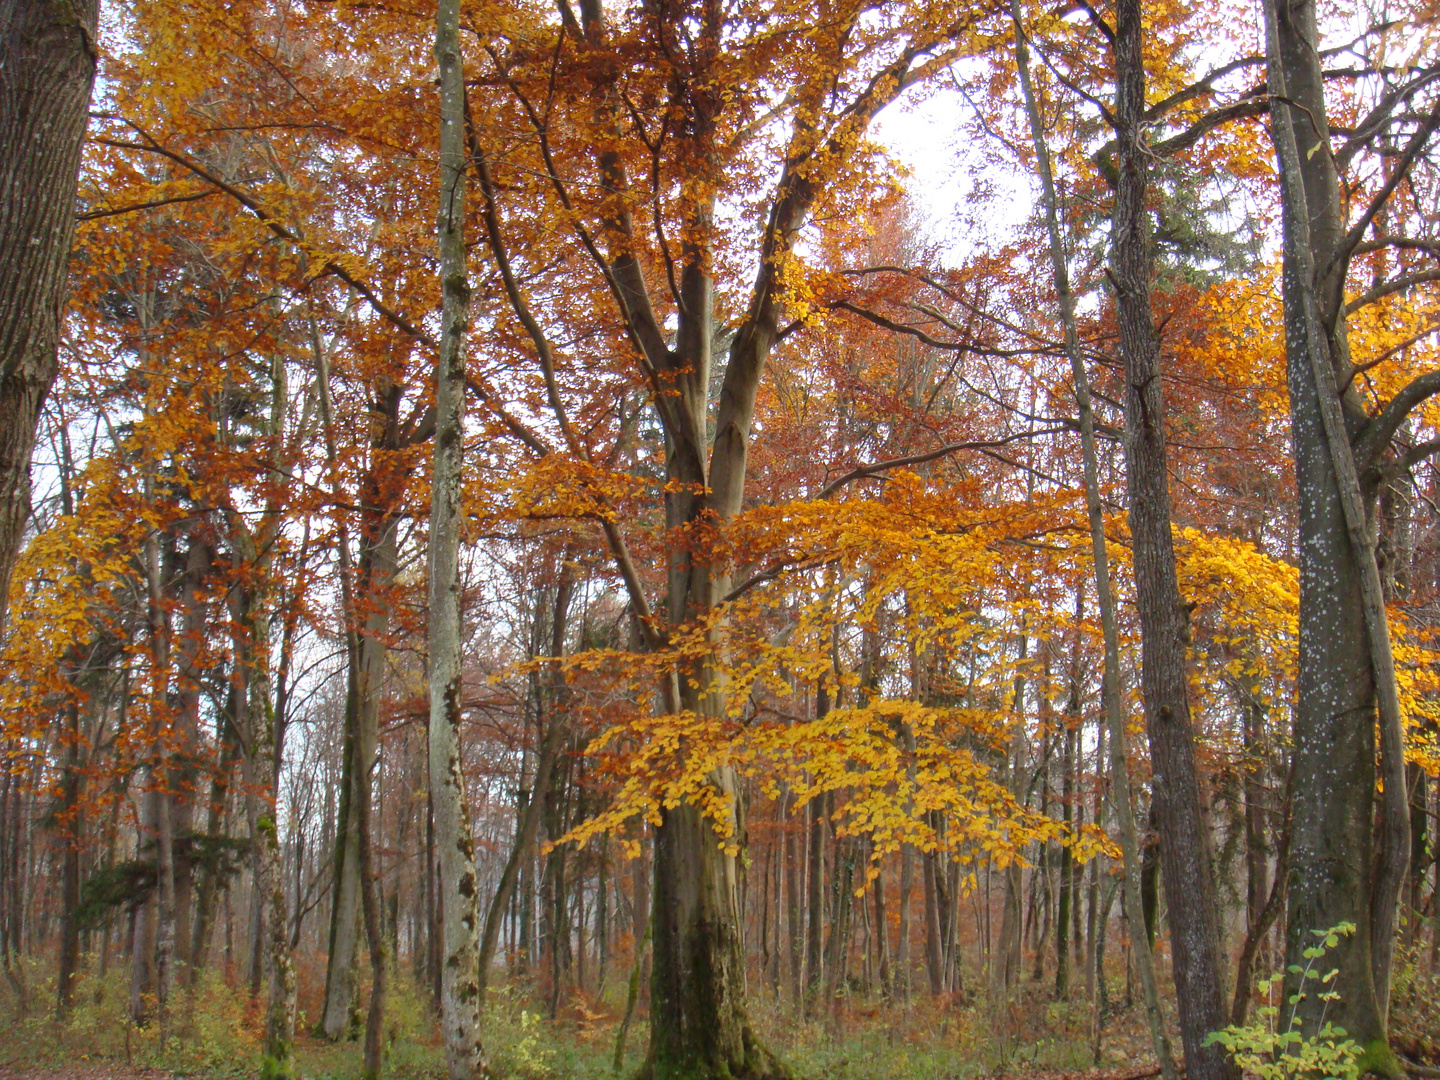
1205, 922, 1361, 1080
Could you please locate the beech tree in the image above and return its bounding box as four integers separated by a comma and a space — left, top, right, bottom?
1263, 0, 1440, 1069
4, 3, 1440, 1080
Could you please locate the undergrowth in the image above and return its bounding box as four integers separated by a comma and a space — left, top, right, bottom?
0, 954, 1163, 1080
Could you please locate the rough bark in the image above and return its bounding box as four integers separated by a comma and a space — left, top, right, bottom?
429, 4, 484, 1075
0, 0, 98, 632
1112, 3, 1235, 1077
1010, 5, 1176, 1074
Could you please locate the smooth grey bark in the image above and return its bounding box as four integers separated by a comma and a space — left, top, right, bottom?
1009, 5, 1176, 1075
243, 591, 298, 1080
358, 740, 386, 1080
784, 794, 802, 1004
429, 4, 484, 1076
0, 0, 98, 633
142, 476, 178, 1040
804, 768, 826, 1012
1262, 0, 1413, 1066
171, 532, 213, 974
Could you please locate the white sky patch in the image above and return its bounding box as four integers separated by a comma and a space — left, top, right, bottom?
874, 81, 1034, 266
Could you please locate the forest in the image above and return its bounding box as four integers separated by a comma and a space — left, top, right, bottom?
2, 0, 1439, 1078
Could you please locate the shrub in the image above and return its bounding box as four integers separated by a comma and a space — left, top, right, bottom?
1205, 923, 1360, 1080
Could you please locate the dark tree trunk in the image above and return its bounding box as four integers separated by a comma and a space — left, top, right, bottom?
1112, 4, 1234, 1078
922, 847, 944, 996
0, 0, 98, 633
804, 693, 829, 1014
784, 794, 802, 1004
872, 845, 889, 999
56, 700, 83, 1016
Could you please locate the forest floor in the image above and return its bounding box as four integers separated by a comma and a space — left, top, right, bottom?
0, 968, 1180, 1080
2, 955, 1437, 1080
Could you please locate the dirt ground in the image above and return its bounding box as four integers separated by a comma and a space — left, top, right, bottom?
0, 1066, 174, 1079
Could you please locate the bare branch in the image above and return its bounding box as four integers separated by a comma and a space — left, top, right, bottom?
1355, 368, 1440, 473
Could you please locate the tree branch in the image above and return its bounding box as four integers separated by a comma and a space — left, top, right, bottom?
1343, 268, 1440, 317
814, 426, 1071, 500
1354, 368, 1440, 473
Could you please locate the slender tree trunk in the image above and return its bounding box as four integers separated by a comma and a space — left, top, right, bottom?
246, 599, 298, 1080
0, 0, 98, 634
191, 654, 240, 982
785, 793, 802, 1005
429, 6, 484, 1074
896, 842, 913, 1002
823, 827, 855, 1005
324, 514, 399, 1039
359, 742, 387, 1080
873, 845, 890, 999
1111, 4, 1235, 1077
1055, 707, 1077, 999
923, 847, 944, 997
142, 493, 177, 1041
478, 567, 574, 995
1085, 720, 1105, 1002
56, 699, 83, 1017
804, 692, 829, 1015
1010, 6, 1175, 1074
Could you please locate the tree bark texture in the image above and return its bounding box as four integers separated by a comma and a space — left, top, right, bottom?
1010, 4, 1176, 1073
429, 4, 484, 1075
1111, 4, 1236, 1079
1262, 0, 1410, 1067
0, 0, 98, 631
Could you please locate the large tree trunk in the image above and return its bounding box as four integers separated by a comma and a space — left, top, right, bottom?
1261, 0, 1409, 1069
641, 249, 788, 1080
1111, 4, 1235, 1079
0, 0, 98, 632
428, 4, 484, 1075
